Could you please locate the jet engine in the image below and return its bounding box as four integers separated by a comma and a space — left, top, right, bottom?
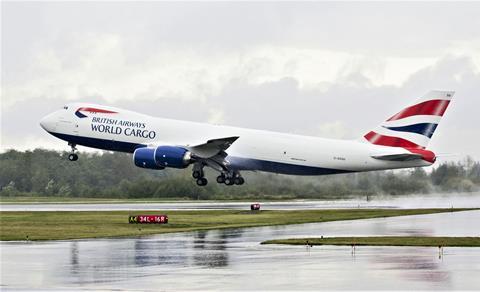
134, 146, 192, 169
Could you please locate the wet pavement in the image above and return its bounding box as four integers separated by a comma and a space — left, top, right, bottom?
2, 192, 480, 211
1, 210, 479, 290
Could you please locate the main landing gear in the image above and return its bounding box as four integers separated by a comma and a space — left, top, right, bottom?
192, 163, 208, 186
216, 173, 244, 186
67, 143, 78, 161
191, 164, 245, 187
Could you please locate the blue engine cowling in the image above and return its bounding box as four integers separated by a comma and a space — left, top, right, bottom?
133, 147, 164, 170
133, 146, 192, 170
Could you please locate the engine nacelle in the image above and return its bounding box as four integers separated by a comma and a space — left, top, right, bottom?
133, 147, 165, 170
154, 146, 192, 168
133, 146, 192, 170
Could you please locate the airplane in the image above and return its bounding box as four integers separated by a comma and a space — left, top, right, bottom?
39, 90, 454, 186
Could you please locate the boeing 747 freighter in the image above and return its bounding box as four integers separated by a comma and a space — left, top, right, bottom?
40, 91, 454, 186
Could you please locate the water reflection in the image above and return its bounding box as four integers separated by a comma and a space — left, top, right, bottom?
192, 229, 238, 268
64, 228, 236, 282
70, 242, 79, 275
134, 238, 190, 268
373, 249, 451, 286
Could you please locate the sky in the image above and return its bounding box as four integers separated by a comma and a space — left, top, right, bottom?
1, 1, 480, 160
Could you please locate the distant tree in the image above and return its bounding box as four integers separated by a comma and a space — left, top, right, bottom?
31, 170, 50, 194
0, 149, 479, 199
58, 184, 72, 197
45, 179, 56, 196
469, 162, 480, 183
431, 164, 453, 186
1, 181, 18, 197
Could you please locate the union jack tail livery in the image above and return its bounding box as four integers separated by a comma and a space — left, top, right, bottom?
364, 90, 454, 150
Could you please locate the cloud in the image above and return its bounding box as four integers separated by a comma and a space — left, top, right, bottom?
4, 2, 480, 109
308, 121, 352, 140
207, 109, 225, 125
2, 35, 447, 113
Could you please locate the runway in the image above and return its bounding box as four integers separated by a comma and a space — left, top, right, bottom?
1, 192, 479, 211
1, 209, 479, 290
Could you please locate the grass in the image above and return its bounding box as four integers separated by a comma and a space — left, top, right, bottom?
0, 208, 475, 241
262, 236, 480, 247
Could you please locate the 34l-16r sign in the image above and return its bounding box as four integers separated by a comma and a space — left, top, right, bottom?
129, 215, 168, 224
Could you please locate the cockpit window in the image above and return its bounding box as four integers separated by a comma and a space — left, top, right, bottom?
63, 106, 68, 110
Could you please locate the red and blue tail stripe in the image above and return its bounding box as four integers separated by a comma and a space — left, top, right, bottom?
364, 131, 423, 149
382, 123, 438, 138
387, 99, 450, 121
364, 91, 454, 150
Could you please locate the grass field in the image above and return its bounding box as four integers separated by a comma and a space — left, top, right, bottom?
262, 236, 480, 247
0, 208, 475, 241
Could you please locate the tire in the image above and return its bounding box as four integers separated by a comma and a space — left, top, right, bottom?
224, 178, 234, 186
68, 153, 78, 161
196, 177, 208, 186
216, 175, 225, 184
234, 177, 245, 185
192, 171, 202, 179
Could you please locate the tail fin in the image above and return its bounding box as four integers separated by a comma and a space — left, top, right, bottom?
363, 90, 454, 149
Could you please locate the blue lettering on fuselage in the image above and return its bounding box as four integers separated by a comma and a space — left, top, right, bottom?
91, 123, 156, 139
124, 128, 156, 139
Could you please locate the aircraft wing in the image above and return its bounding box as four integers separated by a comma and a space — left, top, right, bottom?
187, 136, 239, 159
371, 153, 423, 161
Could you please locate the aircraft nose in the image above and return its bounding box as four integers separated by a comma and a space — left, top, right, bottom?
39, 113, 56, 132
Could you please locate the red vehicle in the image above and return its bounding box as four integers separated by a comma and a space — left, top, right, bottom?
250, 203, 261, 211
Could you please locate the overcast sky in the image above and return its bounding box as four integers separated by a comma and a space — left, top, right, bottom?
1, 2, 480, 160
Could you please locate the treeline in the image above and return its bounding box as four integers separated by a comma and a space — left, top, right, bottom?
0, 149, 479, 200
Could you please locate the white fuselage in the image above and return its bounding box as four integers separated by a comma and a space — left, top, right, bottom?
40, 103, 431, 175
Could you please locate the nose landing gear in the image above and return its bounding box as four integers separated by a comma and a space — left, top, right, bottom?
68, 153, 79, 161
67, 143, 78, 161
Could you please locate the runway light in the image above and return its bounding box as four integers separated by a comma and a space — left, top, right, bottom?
129, 215, 168, 224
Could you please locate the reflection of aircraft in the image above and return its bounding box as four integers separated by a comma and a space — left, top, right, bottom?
40, 91, 454, 186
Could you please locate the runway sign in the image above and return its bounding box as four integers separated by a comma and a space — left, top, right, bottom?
129, 215, 168, 224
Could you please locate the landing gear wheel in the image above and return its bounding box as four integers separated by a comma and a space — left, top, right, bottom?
67, 143, 78, 161
196, 177, 208, 186
68, 153, 78, 161
216, 175, 226, 184
192, 170, 203, 179
224, 178, 235, 186
234, 177, 245, 185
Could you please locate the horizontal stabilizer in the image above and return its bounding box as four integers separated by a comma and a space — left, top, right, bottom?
371, 153, 423, 161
